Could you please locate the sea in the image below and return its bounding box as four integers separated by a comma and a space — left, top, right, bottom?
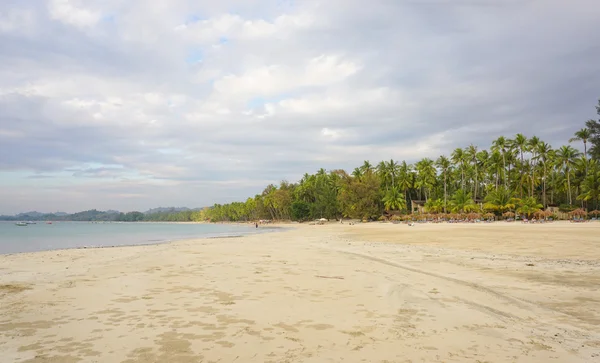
0, 221, 266, 255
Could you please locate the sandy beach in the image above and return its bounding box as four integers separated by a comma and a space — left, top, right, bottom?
1, 222, 599, 362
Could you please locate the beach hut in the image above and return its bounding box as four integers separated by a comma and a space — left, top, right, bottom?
410, 200, 426, 214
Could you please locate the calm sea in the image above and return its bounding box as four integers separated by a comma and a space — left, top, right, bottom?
0, 221, 264, 254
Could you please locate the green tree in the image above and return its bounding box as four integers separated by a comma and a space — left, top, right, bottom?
517, 197, 543, 218
484, 187, 517, 214
555, 145, 581, 205
382, 187, 406, 212
435, 155, 451, 213
449, 189, 477, 213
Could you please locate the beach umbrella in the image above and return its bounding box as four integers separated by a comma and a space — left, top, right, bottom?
570, 208, 587, 217
589, 210, 600, 216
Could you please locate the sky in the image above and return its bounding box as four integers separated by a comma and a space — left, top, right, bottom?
1, 0, 599, 214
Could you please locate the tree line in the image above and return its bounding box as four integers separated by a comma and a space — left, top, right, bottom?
201, 99, 600, 222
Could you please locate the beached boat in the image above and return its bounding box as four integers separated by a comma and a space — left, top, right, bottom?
15, 222, 28, 226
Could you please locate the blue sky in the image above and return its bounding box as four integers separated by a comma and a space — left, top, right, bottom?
0, 0, 599, 214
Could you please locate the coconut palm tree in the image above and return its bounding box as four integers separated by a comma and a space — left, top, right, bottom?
376, 161, 389, 190
517, 197, 543, 219
361, 160, 373, 174
386, 159, 399, 187
487, 150, 503, 190
528, 136, 541, 197
436, 155, 451, 213
415, 158, 436, 201
569, 128, 591, 163
577, 160, 600, 210
397, 161, 412, 200
492, 136, 510, 186
535, 142, 553, 208
555, 145, 581, 205
424, 198, 444, 214
511, 133, 528, 197
484, 187, 517, 214
449, 189, 477, 213
466, 145, 479, 199
382, 187, 406, 212
451, 147, 467, 191
352, 167, 363, 180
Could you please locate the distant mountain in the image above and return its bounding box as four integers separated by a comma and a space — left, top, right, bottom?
54, 212, 68, 216
144, 207, 194, 214
16, 211, 45, 218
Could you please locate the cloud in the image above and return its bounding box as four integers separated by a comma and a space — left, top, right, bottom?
0, 0, 599, 213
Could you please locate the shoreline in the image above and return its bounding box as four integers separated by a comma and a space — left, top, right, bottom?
0, 224, 287, 258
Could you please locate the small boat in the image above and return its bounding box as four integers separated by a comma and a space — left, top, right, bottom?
46, 221, 53, 224
15, 222, 28, 226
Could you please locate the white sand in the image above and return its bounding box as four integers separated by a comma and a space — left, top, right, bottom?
1, 222, 599, 362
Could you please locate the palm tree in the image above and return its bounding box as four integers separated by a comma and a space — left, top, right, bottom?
382, 187, 406, 212
376, 161, 389, 190
517, 197, 543, 219
484, 187, 517, 214
535, 142, 553, 208
528, 136, 540, 197
555, 145, 581, 205
415, 158, 436, 201
361, 160, 374, 174
487, 150, 503, 190
467, 145, 479, 199
451, 148, 467, 191
386, 159, 399, 187
436, 155, 451, 213
511, 133, 528, 197
569, 128, 591, 162
352, 167, 363, 180
424, 198, 444, 214
397, 161, 412, 208
578, 160, 600, 210
492, 136, 510, 186
450, 189, 477, 213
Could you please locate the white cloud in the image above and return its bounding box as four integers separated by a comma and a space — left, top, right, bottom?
213, 55, 360, 99
175, 11, 315, 42
48, 0, 102, 28
0, 8, 35, 34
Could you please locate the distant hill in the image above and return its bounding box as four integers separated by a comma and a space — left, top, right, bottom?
144, 207, 198, 214
15, 211, 45, 218
0, 207, 202, 222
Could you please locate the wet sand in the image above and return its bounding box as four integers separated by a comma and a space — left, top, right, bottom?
1, 222, 599, 362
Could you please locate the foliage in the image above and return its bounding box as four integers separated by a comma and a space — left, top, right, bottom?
483, 187, 517, 214
516, 197, 543, 218
449, 190, 477, 213
382, 187, 406, 212
424, 198, 444, 214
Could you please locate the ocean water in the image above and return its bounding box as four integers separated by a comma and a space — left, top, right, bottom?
0, 221, 264, 254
